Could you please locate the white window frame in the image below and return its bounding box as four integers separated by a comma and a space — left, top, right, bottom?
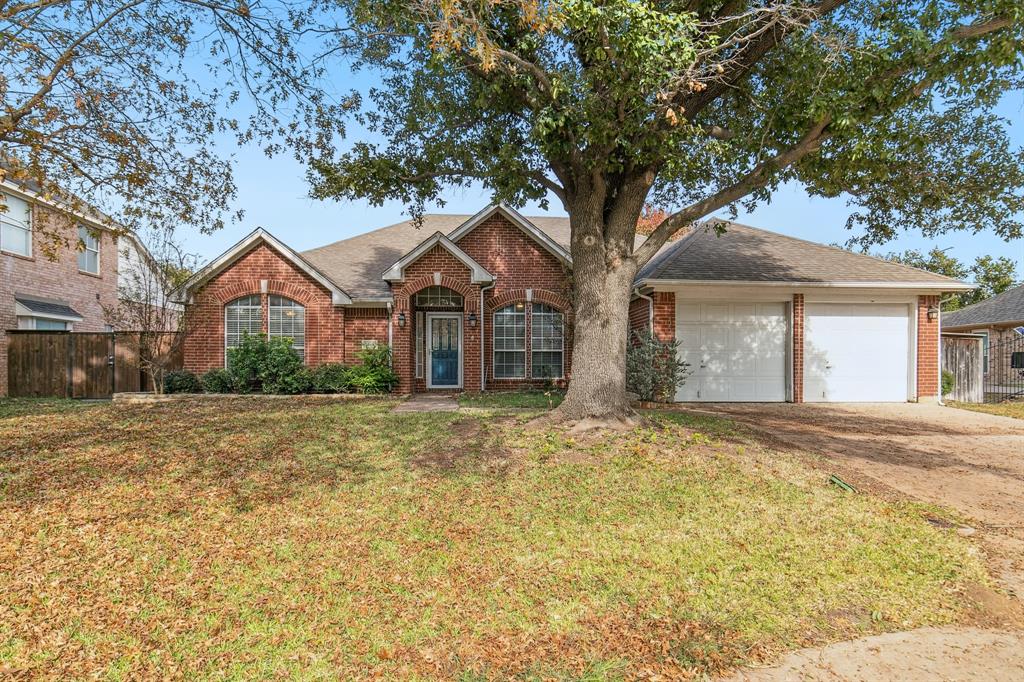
493, 303, 526, 379
224, 295, 262, 366
77, 224, 100, 274
530, 303, 564, 379
1, 192, 32, 257
268, 295, 306, 362
17, 316, 71, 331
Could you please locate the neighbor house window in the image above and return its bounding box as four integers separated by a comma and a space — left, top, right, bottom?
17, 317, 69, 330
77, 225, 100, 274
414, 286, 463, 308
493, 303, 526, 378
225, 294, 262, 362
1, 192, 32, 257
1012, 352, 1024, 370
531, 303, 564, 379
268, 295, 305, 361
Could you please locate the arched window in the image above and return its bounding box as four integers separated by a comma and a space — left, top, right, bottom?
225, 295, 262, 359
531, 303, 564, 379
268, 295, 305, 361
414, 286, 463, 308
493, 303, 526, 378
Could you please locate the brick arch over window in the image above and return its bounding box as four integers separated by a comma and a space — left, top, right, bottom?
402, 275, 476, 310
487, 289, 571, 315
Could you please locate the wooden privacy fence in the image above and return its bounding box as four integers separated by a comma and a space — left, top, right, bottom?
6, 331, 183, 399
941, 333, 984, 403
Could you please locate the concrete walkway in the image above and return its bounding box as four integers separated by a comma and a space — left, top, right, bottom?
392, 394, 460, 413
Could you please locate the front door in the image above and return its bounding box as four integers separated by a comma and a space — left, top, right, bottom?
427, 314, 461, 388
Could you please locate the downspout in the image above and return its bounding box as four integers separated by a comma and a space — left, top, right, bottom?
633, 288, 654, 335
480, 281, 496, 391
936, 294, 957, 406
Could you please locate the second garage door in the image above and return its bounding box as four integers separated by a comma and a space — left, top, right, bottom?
804, 302, 911, 402
675, 302, 788, 401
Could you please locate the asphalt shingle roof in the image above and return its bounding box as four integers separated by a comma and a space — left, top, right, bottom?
15, 297, 83, 320
943, 284, 1024, 329
302, 214, 575, 300
638, 220, 968, 286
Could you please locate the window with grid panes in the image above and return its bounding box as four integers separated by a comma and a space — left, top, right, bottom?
225, 295, 262, 362
531, 303, 564, 379
268, 295, 305, 361
493, 303, 526, 378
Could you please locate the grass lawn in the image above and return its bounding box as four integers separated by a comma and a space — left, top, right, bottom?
949, 400, 1024, 420
0, 398, 987, 679
459, 389, 565, 409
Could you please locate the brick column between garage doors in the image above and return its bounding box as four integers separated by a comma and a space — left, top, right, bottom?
792, 294, 804, 404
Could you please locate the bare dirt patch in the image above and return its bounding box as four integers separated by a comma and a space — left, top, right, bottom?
722, 627, 1024, 682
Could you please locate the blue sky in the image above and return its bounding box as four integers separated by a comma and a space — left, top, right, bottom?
177, 87, 1024, 284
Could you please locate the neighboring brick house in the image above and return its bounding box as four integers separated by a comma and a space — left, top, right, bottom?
943, 284, 1024, 390
1, 181, 148, 396
175, 205, 971, 402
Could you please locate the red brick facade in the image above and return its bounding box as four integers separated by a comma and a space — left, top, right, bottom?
1, 203, 119, 395
916, 295, 940, 400
182, 214, 573, 393
183, 244, 353, 373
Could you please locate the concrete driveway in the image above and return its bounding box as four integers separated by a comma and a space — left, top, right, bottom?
689, 402, 1024, 598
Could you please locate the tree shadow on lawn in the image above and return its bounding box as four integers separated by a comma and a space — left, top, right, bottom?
0, 398, 469, 518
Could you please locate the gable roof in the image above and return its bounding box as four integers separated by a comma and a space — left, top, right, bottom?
638, 220, 974, 289
382, 231, 493, 284
448, 204, 572, 265
172, 228, 352, 304
943, 283, 1024, 329
302, 211, 577, 301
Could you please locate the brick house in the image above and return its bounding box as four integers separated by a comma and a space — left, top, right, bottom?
175, 204, 971, 402
942, 284, 1024, 389
1, 181, 158, 396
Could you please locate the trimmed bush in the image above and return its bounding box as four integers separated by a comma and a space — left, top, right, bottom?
311, 363, 351, 393
201, 368, 235, 393
942, 369, 955, 397
163, 370, 202, 394
226, 332, 310, 394
626, 330, 690, 403
348, 345, 399, 394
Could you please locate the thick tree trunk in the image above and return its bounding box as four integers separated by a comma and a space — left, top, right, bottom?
557, 264, 637, 420
554, 204, 641, 421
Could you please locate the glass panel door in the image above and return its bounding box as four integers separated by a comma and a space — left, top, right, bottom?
429, 316, 460, 387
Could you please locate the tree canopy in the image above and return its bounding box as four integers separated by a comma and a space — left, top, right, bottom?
1, 0, 343, 254
312, 0, 1023, 263
883, 247, 1019, 310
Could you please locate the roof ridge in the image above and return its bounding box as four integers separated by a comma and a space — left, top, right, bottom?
710, 218, 965, 284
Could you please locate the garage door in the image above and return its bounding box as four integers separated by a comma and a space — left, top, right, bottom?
675, 302, 788, 401
804, 303, 910, 402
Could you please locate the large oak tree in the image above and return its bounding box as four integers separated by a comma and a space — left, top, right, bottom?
310, 0, 1023, 419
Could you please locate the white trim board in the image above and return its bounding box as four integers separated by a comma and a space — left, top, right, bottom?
447, 204, 572, 265
382, 231, 493, 284
171, 228, 352, 305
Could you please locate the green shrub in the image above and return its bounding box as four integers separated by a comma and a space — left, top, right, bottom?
311, 363, 351, 393
163, 370, 202, 394
942, 369, 955, 396
201, 368, 235, 393
226, 332, 310, 394
348, 345, 399, 394
626, 330, 690, 402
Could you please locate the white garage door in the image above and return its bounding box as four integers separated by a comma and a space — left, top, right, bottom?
804, 303, 910, 402
675, 302, 788, 401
